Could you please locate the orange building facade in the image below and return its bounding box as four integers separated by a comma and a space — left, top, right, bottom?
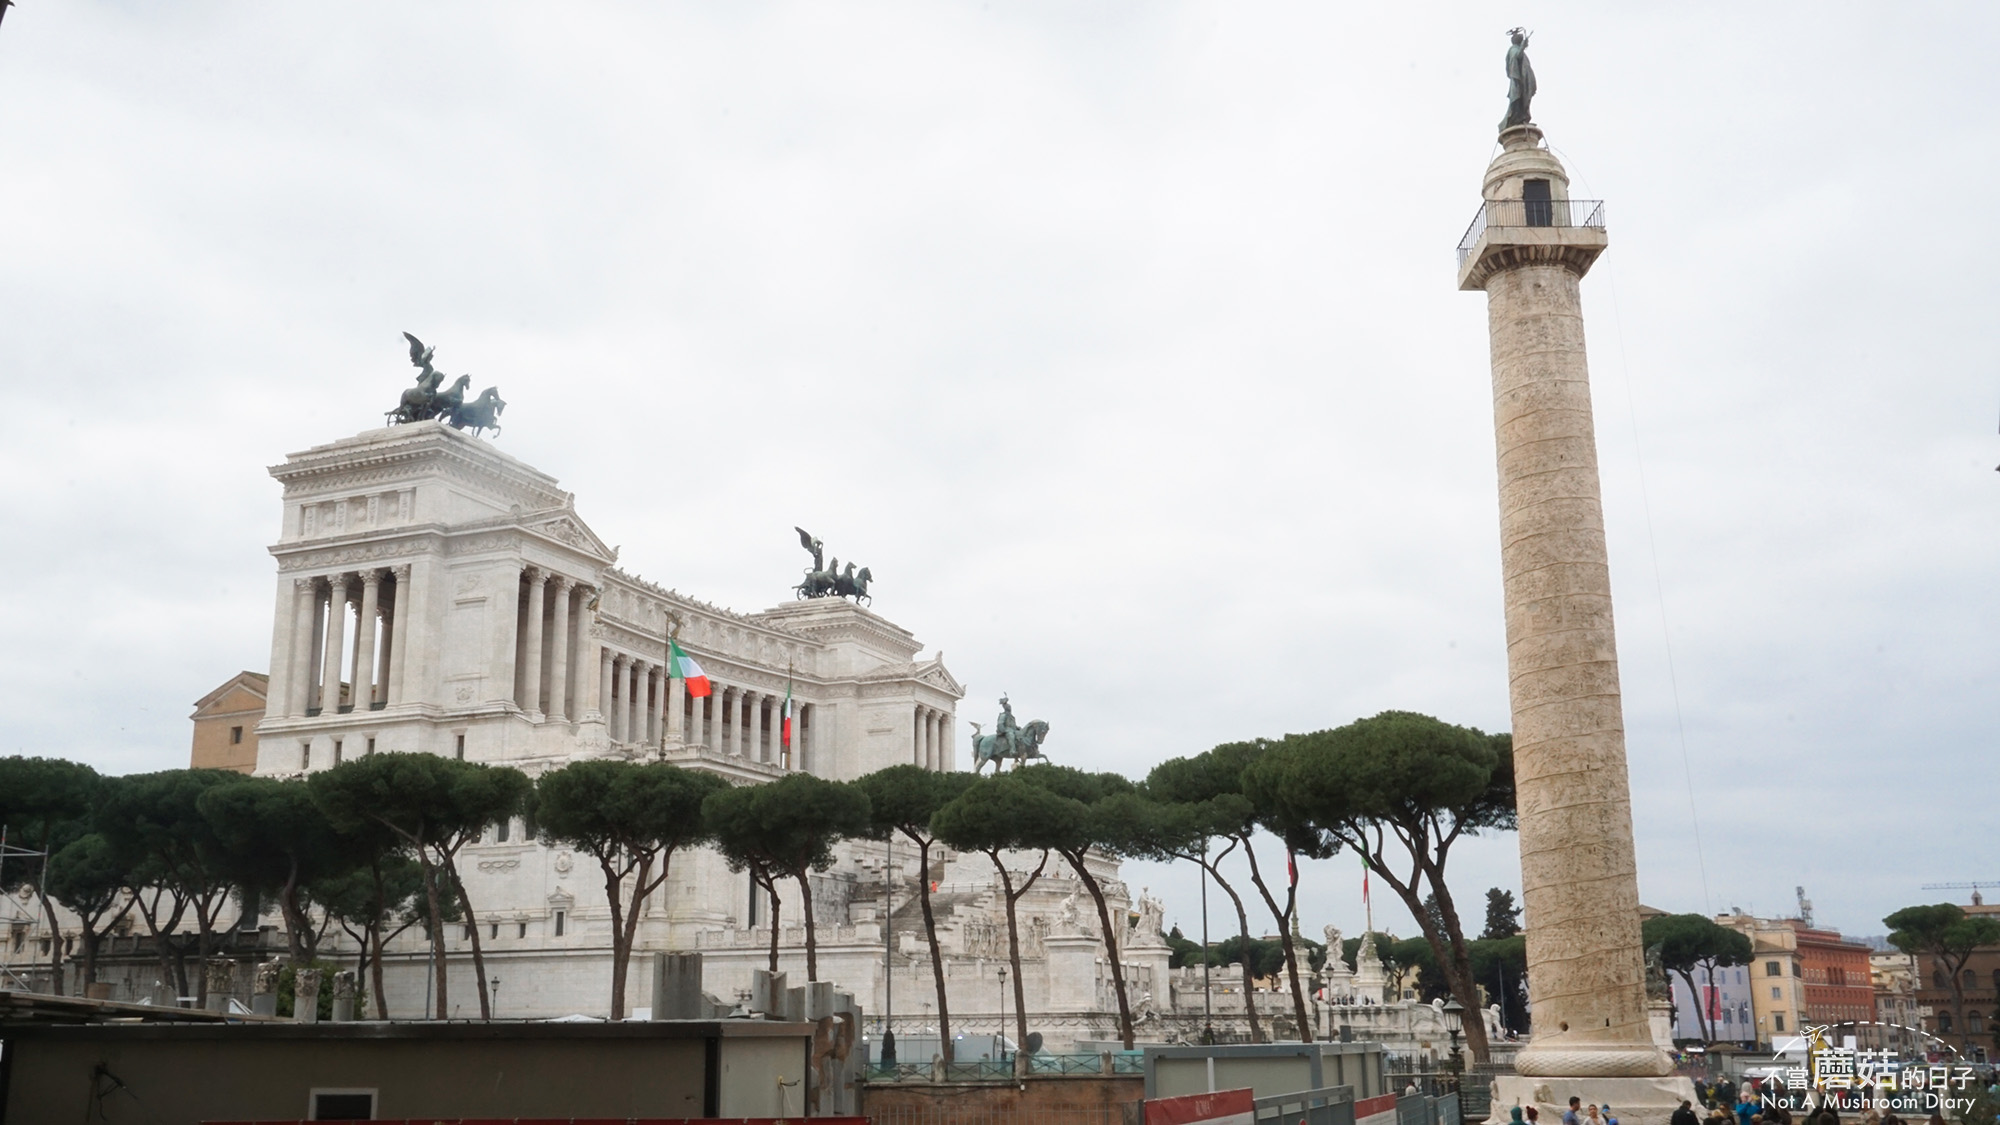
1790, 923, 1875, 1028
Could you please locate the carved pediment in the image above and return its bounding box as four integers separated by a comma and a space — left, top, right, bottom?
526, 511, 615, 561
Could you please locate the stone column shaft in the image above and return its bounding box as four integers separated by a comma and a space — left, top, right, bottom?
388, 565, 412, 705
320, 575, 349, 714
288, 579, 316, 717
751, 692, 766, 762
547, 580, 571, 721
667, 672, 685, 742
352, 570, 381, 710
1466, 124, 1664, 1081
521, 569, 546, 715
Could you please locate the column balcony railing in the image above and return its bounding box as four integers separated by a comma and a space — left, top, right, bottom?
1456, 198, 1606, 268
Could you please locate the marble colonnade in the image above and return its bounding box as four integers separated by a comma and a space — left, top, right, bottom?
276, 565, 411, 719
914, 704, 952, 770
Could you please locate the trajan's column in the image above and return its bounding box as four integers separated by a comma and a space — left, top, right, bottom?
1457, 32, 1693, 1123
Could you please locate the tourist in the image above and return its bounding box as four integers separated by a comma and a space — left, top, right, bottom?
1526, 1107, 1540, 1124
1604, 1104, 1619, 1125
1510, 1107, 1526, 1125
1586, 1104, 1605, 1125
1564, 1097, 1583, 1125
1736, 1091, 1759, 1125
1673, 1100, 1702, 1125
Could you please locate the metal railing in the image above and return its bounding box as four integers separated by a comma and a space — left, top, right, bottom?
1456, 198, 1607, 266
863, 1052, 1145, 1082
1255, 1084, 1356, 1125
866, 1104, 1142, 1125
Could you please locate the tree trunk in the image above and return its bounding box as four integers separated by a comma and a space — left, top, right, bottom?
764, 874, 782, 974
1241, 840, 1312, 1041
443, 854, 492, 1019
37, 889, 64, 995
1677, 967, 1713, 1043
796, 870, 819, 981
1214, 868, 1265, 1043
603, 857, 631, 1020
985, 848, 1045, 1054
279, 862, 311, 965
416, 848, 448, 1018
1421, 853, 1492, 1064
1062, 848, 1136, 1049
912, 837, 955, 1063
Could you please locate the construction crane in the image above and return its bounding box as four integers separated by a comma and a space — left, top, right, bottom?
1920, 881, 2000, 906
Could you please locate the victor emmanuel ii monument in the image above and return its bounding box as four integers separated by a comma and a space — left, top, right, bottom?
1456, 33, 1697, 1123
241, 336, 1174, 1045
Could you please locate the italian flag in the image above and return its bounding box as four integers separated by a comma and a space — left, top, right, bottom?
780, 680, 794, 749
669, 639, 711, 698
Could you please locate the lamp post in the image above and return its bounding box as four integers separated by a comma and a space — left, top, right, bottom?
1442, 998, 1465, 1081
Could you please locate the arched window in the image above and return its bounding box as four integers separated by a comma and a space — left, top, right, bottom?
1965, 970, 1978, 990
1972, 1011, 1987, 1033
1936, 969, 1949, 989
1939, 1013, 1955, 1033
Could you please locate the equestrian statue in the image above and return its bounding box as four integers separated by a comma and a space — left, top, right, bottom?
386, 331, 507, 437
970, 694, 1050, 773
792, 526, 874, 604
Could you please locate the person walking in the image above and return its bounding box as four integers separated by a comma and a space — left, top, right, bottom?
1673, 1100, 1702, 1125
1564, 1097, 1583, 1125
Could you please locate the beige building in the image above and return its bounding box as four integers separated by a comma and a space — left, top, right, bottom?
1718, 912, 1805, 1045
188, 670, 270, 773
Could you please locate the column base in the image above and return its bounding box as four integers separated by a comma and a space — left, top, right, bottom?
1488, 1076, 1697, 1125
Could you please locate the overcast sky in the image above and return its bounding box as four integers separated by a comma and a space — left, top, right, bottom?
1, 3, 1995, 948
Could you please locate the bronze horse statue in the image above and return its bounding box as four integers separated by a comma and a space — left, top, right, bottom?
971, 718, 1050, 773
385, 332, 505, 437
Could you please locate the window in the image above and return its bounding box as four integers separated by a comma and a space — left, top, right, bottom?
365, 737, 375, 756
1965, 970, 1978, 989
490, 922, 499, 940
1792, 962, 1802, 977
1937, 969, 1949, 988
230, 725, 243, 745
1940, 1013, 1954, 1033
1773, 1014, 1785, 1032
455, 734, 466, 760
1767, 961, 1782, 977
553, 910, 566, 937
463, 924, 474, 941
1974, 1011, 1987, 1033
517, 922, 527, 939
523, 809, 536, 841
494, 819, 510, 844
1772, 986, 1782, 1000
300, 742, 312, 770
333, 740, 343, 765
309, 1088, 377, 1120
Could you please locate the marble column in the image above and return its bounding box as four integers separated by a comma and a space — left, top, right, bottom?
352, 569, 381, 710
751, 692, 768, 763
388, 564, 412, 705
667, 672, 685, 743
716, 687, 735, 754
608, 655, 627, 741
521, 568, 546, 716
578, 586, 602, 724
652, 666, 667, 745
320, 573, 350, 714
623, 658, 641, 743
373, 578, 393, 707
941, 711, 954, 771
288, 578, 316, 717
547, 578, 572, 721
1460, 123, 1674, 1093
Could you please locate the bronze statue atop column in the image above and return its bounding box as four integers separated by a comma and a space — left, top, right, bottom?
792, 527, 874, 604
1500, 28, 1536, 132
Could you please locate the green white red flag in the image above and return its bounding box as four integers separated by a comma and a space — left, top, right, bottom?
669, 639, 711, 698
781, 678, 794, 749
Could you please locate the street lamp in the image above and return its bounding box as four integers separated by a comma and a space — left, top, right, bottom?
1441, 998, 1465, 1079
